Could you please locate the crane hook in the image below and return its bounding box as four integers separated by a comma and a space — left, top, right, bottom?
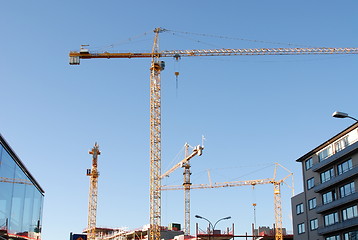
174, 54, 181, 92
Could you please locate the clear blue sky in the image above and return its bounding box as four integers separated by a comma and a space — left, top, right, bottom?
1, 1, 358, 240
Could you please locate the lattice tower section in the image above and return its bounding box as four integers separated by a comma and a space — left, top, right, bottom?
149, 28, 163, 240
87, 143, 101, 240
183, 144, 191, 235
273, 183, 283, 240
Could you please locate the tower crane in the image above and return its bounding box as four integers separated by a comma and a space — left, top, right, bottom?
161, 163, 294, 240
161, 143, 204, 235
69, 27, 358, 240
87, 143, 101, 240
160, 144, 203, 179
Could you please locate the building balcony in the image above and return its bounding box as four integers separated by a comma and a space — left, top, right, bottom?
314, 167, 358, 193
312, 141, 358, 172
317, 217, 358, 235
316, 192, 358, 213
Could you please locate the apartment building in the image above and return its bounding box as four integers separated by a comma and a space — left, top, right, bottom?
291, 123, 358, 240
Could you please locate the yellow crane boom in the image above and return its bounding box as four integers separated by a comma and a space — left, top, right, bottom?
69, 28, 357, 240
160, 144, 203, 179
161, 177, 275, 190
70, 47, 358, 64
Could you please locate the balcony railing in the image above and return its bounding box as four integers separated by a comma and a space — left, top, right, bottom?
317, 217, 358, 235
316, 192, 358, 213
314, 166, 358, 192
312, 141, 358, 172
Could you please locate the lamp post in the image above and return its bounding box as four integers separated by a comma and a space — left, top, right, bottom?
332, 111, 358, 122
195, 215, 213, 233
213, 216, 231, 231
195, 215, 231, 234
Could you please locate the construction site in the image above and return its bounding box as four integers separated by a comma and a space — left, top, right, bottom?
67, 28, 358, 240
75, 142, 294, 240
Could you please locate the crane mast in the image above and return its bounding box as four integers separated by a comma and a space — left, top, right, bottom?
87, 143, 101, 240
273, 183, 283, 240
149, 27, 165, 240
183, 144, 191, 235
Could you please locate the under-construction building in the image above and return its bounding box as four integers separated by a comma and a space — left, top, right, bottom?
86, 223, 296, 240
88, 224, 184, 240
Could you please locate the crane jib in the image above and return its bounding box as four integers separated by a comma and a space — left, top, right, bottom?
69, 47, 358, 65
69, 52, 160, 59
70, 47, 358, 59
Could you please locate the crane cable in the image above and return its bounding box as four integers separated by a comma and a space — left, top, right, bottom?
162, 29, 339, 64
91, 31, 153, 52
252, 185, 257, 235
164, 29, 320, 48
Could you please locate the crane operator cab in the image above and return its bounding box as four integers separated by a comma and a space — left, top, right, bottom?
80, 45, 90, 54
151, 60, 165, 72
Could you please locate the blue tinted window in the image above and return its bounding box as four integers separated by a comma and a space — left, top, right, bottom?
0, 148, 16, 179
0, 143, 43, 238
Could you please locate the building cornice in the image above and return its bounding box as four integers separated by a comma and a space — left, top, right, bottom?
295, 122, 358, 162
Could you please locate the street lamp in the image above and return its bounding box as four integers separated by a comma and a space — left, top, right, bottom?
195, 215, 213, 233
195, 215, 231, 233
332, 111, 358, 122
213, 216, 231, 231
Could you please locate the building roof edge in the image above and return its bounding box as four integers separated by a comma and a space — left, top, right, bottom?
0, 133, 45, 194
295, 122, 358, 162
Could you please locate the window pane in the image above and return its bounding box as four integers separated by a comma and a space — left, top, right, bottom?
321, 168, 334, 183
298, 223, 305, 234
0, 146, 15, 230
340, 182, 355, 198
309, 198, 317, 210
323, 191, 336, 204
335, 136, 349, 152
307, 178, 314, 190
324, 212, 339, 226
296, 203, 304, 214
0, 149, 16, 179
310, 219, 318, 230
305, 158, 313, 170
10, 180, 26, 233
32, 190, 43, 235
342, 206, 358, 221
344, 230, 358, 240
22, 185, 35, 234
326, 235, 341, 240
338, 159, 352, 175
319, 146, 333, 161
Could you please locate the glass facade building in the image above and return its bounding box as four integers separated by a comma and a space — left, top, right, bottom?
0, 134, 44, 240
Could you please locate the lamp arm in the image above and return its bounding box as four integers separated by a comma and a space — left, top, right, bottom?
347, 116, 358, 122
213, 217, 228, 231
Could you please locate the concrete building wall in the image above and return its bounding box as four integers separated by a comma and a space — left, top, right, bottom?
291, 192, 307, 239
